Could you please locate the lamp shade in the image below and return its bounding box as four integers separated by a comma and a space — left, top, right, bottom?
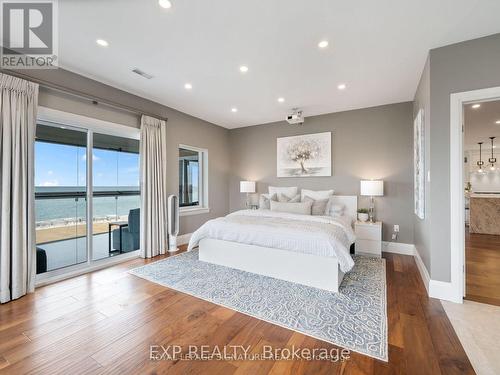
240, 181, 256, 193
360, 180, 384, 196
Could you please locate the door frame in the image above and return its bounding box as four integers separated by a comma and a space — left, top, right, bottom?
450, 86, 500, 303
35, 107, 140, 286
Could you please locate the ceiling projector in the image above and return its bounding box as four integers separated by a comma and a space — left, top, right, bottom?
286, 109, 304, 125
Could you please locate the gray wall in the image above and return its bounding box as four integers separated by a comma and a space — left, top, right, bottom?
7, 68, 230, 235
412, 57, 432, 274
228, 102, 414, 243
422, 33, 500, 281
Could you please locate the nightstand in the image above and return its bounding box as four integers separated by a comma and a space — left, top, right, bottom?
355, 221, 382, 257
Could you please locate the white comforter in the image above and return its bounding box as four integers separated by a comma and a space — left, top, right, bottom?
188, 209, 356, 273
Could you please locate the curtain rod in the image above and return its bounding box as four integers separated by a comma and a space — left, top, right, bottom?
2, 69, 168, 123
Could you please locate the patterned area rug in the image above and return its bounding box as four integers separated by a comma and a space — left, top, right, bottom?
129, 250, 387, 361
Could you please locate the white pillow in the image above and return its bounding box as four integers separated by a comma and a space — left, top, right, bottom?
270, 200, 312, 215
300, 189, 334, 201
269, 186, 298, 198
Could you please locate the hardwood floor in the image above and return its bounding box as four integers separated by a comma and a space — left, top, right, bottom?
465, 231, 500, 306
0, 249, 474, 374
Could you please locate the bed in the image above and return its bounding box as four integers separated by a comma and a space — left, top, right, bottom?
188, 195, 357, 293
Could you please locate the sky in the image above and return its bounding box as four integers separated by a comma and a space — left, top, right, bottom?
35, 141, 139, 187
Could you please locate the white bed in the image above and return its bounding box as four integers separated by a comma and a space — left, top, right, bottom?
188, 195, 357, 293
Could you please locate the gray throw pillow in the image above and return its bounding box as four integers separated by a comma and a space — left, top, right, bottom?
277, 193, 301, 203
303, 196, 329, 216
259, 193, 277, 209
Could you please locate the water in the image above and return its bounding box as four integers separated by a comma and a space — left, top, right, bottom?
35, 195, 140, 222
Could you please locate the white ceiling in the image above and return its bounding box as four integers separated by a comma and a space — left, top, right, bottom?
59, 0, 500, 129
464, 100, 500, 150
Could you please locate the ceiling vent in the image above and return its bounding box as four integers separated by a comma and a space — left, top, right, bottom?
132, 68, 153, 79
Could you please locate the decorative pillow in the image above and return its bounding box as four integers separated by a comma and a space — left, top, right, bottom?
303, 196, 329, 216
277, 193, 301, 203
259, 193, 277, 209
270, 200, 312, 215
300, 189, 334, 201
329, 203, 345, 213
268, 186, 299, 198
325, 197, 346, 217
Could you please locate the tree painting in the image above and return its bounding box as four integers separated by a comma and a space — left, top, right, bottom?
277, 132, 331, 178
286, 139, 320, 174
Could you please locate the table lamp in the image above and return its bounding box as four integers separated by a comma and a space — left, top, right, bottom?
240, 181, 256, 208
360, 180, 384, 222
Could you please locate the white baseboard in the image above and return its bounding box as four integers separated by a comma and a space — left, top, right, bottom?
413, 247, 430, 294
382, 241, 415, 255
384, 242, 452, 301
429, 279, 461, 302
412, 246, 460, 302
178, 233, 193, 245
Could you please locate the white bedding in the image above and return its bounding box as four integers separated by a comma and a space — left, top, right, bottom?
188, 209, 356, 273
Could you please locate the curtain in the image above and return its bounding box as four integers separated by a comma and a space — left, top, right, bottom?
0, 73, 39, 303
140, 115, 168, 258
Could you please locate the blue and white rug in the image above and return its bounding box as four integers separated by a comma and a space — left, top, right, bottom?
129, 250, 387, 361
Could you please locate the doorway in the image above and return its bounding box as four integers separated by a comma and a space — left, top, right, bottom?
450, 87, 500, 304
463, 99, 500, 306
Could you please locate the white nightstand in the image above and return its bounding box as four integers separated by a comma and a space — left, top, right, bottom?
355, 221, 382, 257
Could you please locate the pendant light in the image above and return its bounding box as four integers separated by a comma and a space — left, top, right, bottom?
489, 136, 497, 171
477, 142, 484, 173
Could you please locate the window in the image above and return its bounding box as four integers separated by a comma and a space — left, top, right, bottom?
178, 145, 208, 213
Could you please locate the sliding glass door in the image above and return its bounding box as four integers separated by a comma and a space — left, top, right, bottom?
35, 121, 140, 277
92, 133, 140, 260
35, 124, 88, 273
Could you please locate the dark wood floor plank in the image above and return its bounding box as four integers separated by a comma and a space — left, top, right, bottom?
465, 231, 500, 306
420, 297, 475, 375
0, 289, 183, 374
401, 312, 442, 375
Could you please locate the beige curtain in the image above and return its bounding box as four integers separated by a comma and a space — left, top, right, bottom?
0, 73, 38, 303
140, 115, 168, 258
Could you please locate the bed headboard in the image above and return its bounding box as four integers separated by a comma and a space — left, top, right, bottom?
330, 195, 358, 224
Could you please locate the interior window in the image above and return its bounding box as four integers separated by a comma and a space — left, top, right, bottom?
179, 146, 202, 207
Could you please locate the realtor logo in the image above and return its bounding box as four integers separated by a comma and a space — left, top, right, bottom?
1, 0, 58, 68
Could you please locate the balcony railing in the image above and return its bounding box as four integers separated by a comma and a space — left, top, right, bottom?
35, 187, 140, 273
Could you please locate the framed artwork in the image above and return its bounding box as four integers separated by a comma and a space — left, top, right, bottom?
277, 132, 331, 177
414, 109, 425, 219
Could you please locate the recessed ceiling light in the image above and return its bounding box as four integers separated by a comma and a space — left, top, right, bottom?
496, 120, 500, 124
158, 0, 172, 9
239, 65, 249, 73
184, 83, 192, 90
337, 83, 347, 90
472, 104, 481, 109
318, 40, 329, 49
96, 39, 108, 47
231, 107, 238, 113
277, 97, 285, 103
